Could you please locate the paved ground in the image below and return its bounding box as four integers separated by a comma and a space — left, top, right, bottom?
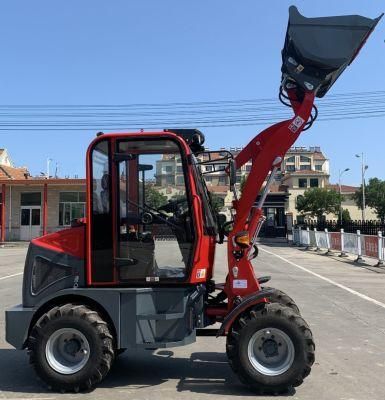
0, 244, 385, 400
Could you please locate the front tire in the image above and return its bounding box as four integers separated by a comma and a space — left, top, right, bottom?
226, 303, 314, 394
264, 287, 301, 315
28, 304, 115, 392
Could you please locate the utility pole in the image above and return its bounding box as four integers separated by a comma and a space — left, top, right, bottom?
338, 168, 350, 224
355, 153, 368, 221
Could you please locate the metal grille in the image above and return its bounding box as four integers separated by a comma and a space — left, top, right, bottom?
31, 256, 72, 295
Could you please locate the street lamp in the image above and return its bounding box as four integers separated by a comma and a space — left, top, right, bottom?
355, 153, 368, 221
339, 168, 350, 224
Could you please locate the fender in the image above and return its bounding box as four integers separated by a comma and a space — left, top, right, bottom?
217, 288, 274, 336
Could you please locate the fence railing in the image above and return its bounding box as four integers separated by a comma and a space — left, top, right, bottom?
292, 227, 385, 266
297, 220, 385, 236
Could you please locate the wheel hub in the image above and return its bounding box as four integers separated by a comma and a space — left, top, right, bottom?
247, 327, 295, 376
262, 338, 279, 358
45, 328, 90, 375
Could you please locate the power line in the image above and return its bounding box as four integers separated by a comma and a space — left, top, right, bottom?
0, 89, 384, 132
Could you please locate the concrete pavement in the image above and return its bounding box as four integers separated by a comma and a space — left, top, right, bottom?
0, 244, 384, 399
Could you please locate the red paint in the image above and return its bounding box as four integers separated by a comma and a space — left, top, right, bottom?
32, 225, 85, 259
363, 236, 378, 258
330, 232, 342, 251
81, 94, 313, 318
1, 184, 6, 242
224, 91, 314, 308
43, 183, 48, 236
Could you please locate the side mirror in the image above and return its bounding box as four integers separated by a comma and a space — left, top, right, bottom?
229, 159, 237, 187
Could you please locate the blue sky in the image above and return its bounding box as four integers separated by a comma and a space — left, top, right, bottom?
0, 0, 384, 185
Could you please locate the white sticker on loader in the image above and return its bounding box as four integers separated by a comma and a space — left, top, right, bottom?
289, 116, 305, 133
196, 269, 206, 279
233, 279, 248, 289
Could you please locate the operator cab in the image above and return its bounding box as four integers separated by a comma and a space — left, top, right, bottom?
88, 131, 217, 285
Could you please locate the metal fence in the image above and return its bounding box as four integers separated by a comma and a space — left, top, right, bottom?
292, 227, 385, 266
298, 220, 385, 236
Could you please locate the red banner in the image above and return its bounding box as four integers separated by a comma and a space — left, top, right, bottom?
330, 232, 341, 251
363, 236, 378, 258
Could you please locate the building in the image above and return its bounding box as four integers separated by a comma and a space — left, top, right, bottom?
0, 148, 86, 241
0, 145, 377, 242
327, 184, 377, 221
281, 146, 330, 222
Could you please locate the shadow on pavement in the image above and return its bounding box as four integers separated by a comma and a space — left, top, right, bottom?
102, 350, 295, 397
0, 348, 295, 396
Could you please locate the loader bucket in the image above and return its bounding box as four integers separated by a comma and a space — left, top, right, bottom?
281, 6, 383, 97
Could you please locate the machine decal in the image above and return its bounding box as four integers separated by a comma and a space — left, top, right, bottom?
233, 279, 248, 289
196, 269, 206, 279
288, 115, 305, 133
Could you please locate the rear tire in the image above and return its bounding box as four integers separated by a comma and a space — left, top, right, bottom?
28, 304, 115, 392
226, 303, 314, 394
263, 287, 301, 315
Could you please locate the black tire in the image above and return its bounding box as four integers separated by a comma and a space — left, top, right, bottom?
263, 287, 301, 315
226, 303, 315, 395
28, 304, 115, 392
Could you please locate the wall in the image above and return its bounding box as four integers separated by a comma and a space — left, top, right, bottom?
2, 183, 85, 240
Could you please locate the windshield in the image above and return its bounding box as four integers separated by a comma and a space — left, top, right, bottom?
191, 156, 218, 235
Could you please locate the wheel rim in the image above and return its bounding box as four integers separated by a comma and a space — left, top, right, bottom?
45, 328, 90, 375
247, 327, 295, 376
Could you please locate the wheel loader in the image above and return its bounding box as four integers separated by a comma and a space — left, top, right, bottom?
5, 6, 382, 394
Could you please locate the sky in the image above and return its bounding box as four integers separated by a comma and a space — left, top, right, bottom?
0, 0, 384, 185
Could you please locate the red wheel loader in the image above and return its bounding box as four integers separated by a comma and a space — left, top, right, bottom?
5, 7, 382, 394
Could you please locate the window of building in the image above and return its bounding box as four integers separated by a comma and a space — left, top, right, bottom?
310, 178, 319, 187
21, 192, 41, 206
286, 156, 295, 163
176, 166, 183, 173
298, 178, 307, 188
217, 164, 226, 171
300, 155, 311, 163
286, 165, 295, 172
219, 176, 228, 185
300, 164, 311, 170
166, 175, 174, 185
205, 176, 212, 183
176, 176, 184, 186
59, 192, 86, 226
205, 165, 213, 172
236, 175, 242, 183
165, 165, 173, 173
246, 164, 252, 172
315, 164, 322, 171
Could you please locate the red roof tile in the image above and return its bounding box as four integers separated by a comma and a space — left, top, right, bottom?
328, 184, 359, 193
0, 165, 30, 180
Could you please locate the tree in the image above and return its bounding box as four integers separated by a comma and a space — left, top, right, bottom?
145, 186, 167, 209
341, 208, 351, 222
296, 188, 343, 220
354, 178, 385, 221
240, 175, 247, 194
209, 192, 225, 213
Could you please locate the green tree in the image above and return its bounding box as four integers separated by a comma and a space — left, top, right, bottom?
240, 175, 247, 194
209, 192, 225, 213
296, 188, 343, 220
342, 208, 351, 222
145, 186, 167, 209
354, 178, 385, 221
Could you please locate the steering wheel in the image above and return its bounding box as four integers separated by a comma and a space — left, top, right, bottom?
158, 197, 187, 213
141, 212, 153, 224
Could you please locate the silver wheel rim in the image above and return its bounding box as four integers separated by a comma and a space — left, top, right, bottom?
247, 327, 295, 376
45, 328, 90, 375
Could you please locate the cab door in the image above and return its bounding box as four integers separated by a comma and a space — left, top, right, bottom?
88, 135, 196, 285
113, 138, 196, 284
